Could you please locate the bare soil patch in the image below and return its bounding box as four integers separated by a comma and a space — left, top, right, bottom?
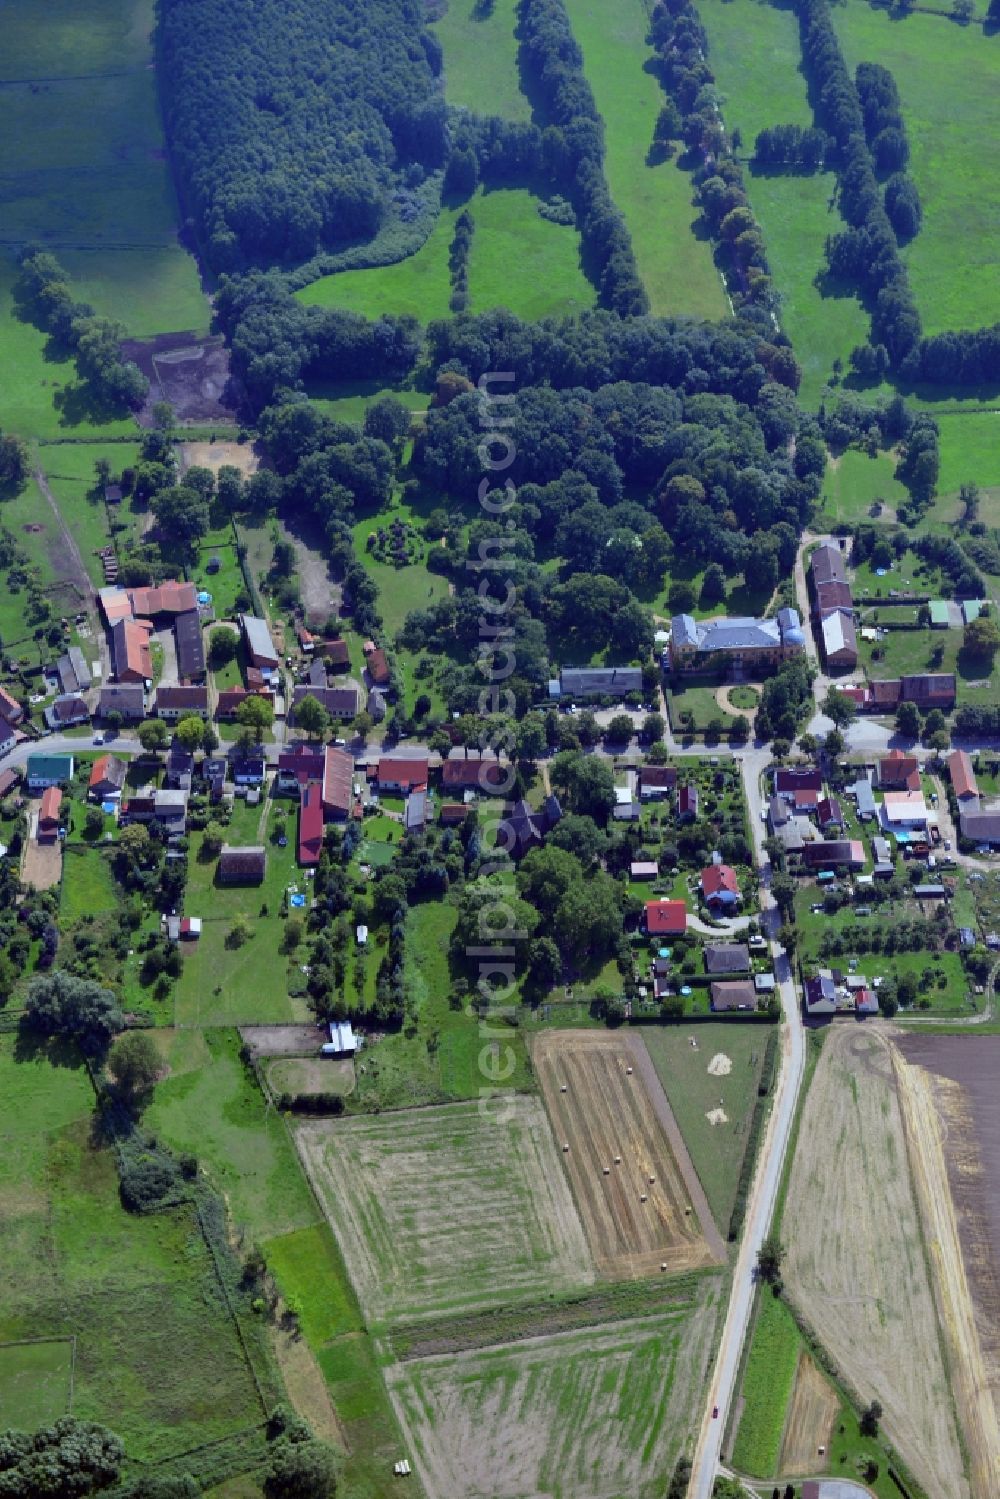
272, 1325, 346, 1451
180, 441, 260, 479
294, 1098, 593, 1323
896, 1035, 1000, 1499
779, 1352, 839, 1477
278, 519, 338, 627
707, 1052, 732, 1076
782, 1027, 968, 1499
533, 1030, 724, 1278
21, 835, 62, 891
121, 332, 238, 426
240, 1024, 322, 1058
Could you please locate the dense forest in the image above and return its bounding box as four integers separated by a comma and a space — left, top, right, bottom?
157, 0, 446, 268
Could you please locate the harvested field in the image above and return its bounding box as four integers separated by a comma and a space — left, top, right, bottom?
386, 1299, 719, 1499
896, 1036, 1000, 1499
779, 1352, 839, 1478
782, 1027, 968, 1499
122, 333, 237, 426
532, 1030, 724, 1278
180, 441, 260, 479
295, 1098, 593, 1323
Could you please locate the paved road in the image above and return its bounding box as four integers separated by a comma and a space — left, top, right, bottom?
688, 745, 807, 1499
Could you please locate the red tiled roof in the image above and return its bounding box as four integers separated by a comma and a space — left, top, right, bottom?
644, 899, 687, 935
441, 755, 509, 792
39, 786, 61, 825
0, 685, 23, 722
216, 688, 249, 718
111, 618, 152, 682
701, 864, 739, 898
439, 802, 467, 823
878, 751, 920, 791
774, 767, 822, 793
377, 756, 428, 791
129, 580, 197, 616
948, 749, 978, 800
298, 780, 324, 865
677, 784, 698, 815
640, 765, 677, 788
369, 648, 390, 686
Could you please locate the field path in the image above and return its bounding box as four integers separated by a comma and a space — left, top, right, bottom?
896, 1055, 1000, 1499
33, 463, 103, 666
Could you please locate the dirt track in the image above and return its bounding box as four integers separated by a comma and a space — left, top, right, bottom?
533, 1030, 724, 1278
779, 1352, 839, 1477
782, 1026, 968, 1499
895, 1055, 1000, 1499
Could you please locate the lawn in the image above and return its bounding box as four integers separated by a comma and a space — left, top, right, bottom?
731, 1289, 802, 1477
564, 0, 727, 320
641, 1023, 769, 1234
298, 187, 592, 324
935, 411, 1000, 497
308, 382, 431, 425
170, 806, 309, 1027
433, 0, 530, 121
60, 846, 119, 926
859, 624, 998, 710
0, 1035, 267, 1463
819, 449, 909, 526
351, 509, 451, 641
698, 0, 870, 405
833, 3, 1000, 337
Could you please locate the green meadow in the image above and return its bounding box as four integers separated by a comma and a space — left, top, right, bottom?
564, 0, 727, 320
732, 1290, 801, 1476
818, 448, 909, 525
699, 0, 870, 403
833, 3, 1000, 337
298, 187, 592, 323
433, 0, 531, 121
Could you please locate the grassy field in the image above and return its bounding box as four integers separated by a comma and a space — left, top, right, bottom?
819, 449, 909, 525
0, 1036, 265, 1461
859, 625, 998, 711
0, 0, 206, 443
387, 1298, 720, 1499
351, 507, 451, 640
935, 411, 1000, 496
432, 0, 530, 121
564, 0, 727, 320
298, 187, 592, 323
0, 1339, 73, 1429
732, 1289, 801, 1477
41, 442, 142, 586
698, 0, 870, 405
833, 3, 1000, 337
296, 1096, 594, 1323
146, 1029, 319, 1243
641, 1024, 769, 1234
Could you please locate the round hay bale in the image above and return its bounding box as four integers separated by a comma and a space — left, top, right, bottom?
626, 1065, 633, 1075
602, 1166, 610, 1176
562, 1142, 570, 1152
560, 1083, 567, 1093
640, 1193, 647, 1203
660, 1262, 668, 1272
614, 1155, 621, 1164
649, 1175, 656, 1184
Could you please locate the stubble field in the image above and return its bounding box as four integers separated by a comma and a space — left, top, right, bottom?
778, 1351, 840, 1478
533, 1029, 725, 1277
295, 1097, 594, 1324
781, 1026, 968, 1499
386, 1299, 720, 1499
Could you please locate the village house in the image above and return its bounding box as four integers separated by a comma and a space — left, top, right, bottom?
44, 695, 90, 731
376, 754, 429, 794
240, 614, 280, 672
703, 944, 751, 975
948, 749, 979, 803
88, 755, 127, 799
677, 783, 698, 820
548, 666, 644, 699
26, 754, 73, 791
638, 765, 678, 799
290, 685, 359, 722
800, 839, 865, 869
816, 796, 844, 831
710, 979, 756, 1012
701, 863, 741, 910
230, 750, 266, 786
877, 750, 920, 792
879, 790, 930, 832
155, 685, 209, 721
0, 685, 24, 724
298, 781, 324, 866
37, 786, 62, 842
804, 973, 837, 1016
440, 753, 510, 796
97, 684, 145, 722
643, 899, 687, 936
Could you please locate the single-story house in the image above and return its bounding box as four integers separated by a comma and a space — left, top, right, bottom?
550, 666, 643, 699
290, 685, 359, 722
202, 757, 228, 801
44, 694, 90, 731
612, 788, 640, 821
704, 943, 751, 975
218, 845, 266, 884
800, 839, 865, 869
180, 917, 202, 940
948, 749, 979, 803
376, 755, 429, 794
754, 972, 776, 994
440, 753, 510, 795
872, 835, 894, 876
216, 688, 250, 719
804, 972, 837, 1015
768, 794, 790, 831
710, 980, 756, 1012
439, 802, 467, 825
630, 861, 659, 881
367, 647, 391, 687
166, 744, 194, 790
880, 791, 930, 831
88, 754, 127, 799
230, 752, 266, 786
639, 765, 678, 799
26, 754, 73, 791
774, 767, 822, 795
155, 685, 209, 720
643, 899, 687, 936
701, 863, 741, 908
37, 785, 62, 841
